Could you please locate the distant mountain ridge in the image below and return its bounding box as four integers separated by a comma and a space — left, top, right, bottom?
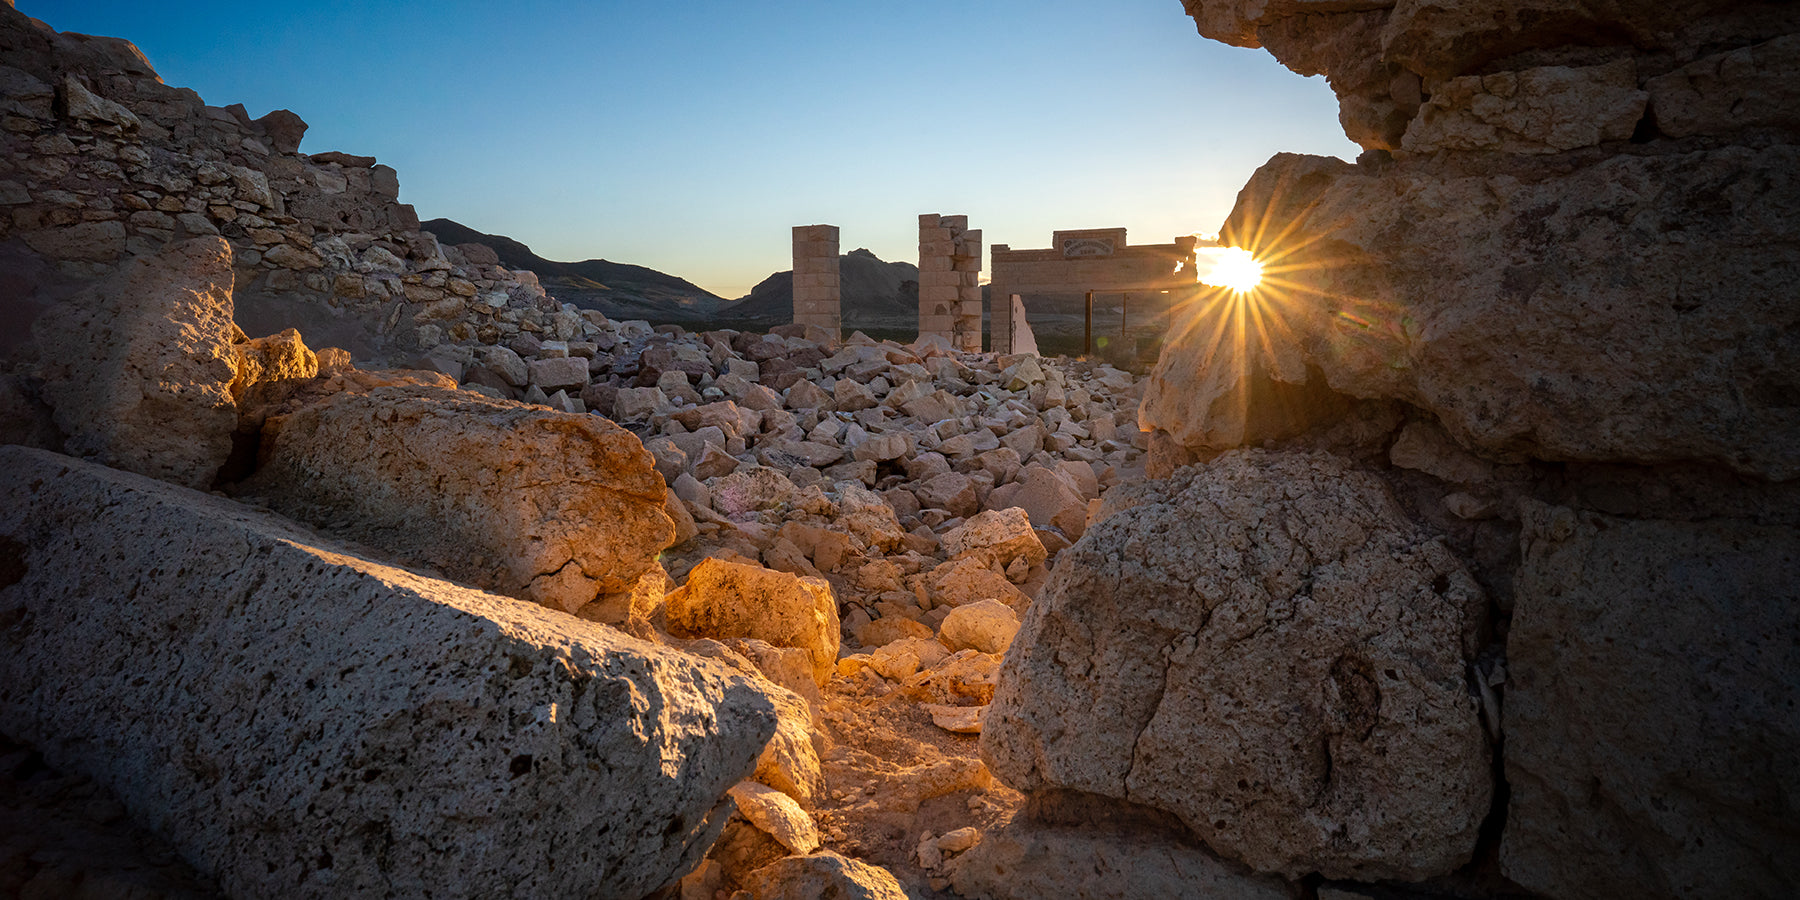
719, 248, 920, 329
422, 219, 926, 331
421, 218, 727, 322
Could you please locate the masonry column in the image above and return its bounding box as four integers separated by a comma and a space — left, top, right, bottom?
918, 213, 983, 351
791, 224, 840, 337
989, 243, 1011, 355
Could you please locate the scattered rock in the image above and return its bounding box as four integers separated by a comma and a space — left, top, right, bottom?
938, 599, 1021, 655
665, 558, 841, 686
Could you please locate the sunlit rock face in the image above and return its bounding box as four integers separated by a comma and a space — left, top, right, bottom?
29, 236, 240, 489
241, 383, 675, 612
1156, 144, 1800, 480
1150, 3, 1800, 479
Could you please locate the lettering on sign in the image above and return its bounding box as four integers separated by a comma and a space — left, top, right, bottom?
1061, 237, 1115, 258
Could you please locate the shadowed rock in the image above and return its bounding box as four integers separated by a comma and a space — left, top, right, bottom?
0, 446, 777, 899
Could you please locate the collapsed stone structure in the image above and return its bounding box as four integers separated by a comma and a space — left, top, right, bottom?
988, 228, 1198, 356
917, 214, 983, 351
0, 1, 589, 372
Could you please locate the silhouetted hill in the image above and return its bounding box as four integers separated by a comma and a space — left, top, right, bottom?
421, 218, 726, 322
719, 249, 920, 329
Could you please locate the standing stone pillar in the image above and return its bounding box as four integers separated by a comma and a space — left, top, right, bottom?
792, 224, 840, 336
919, 213, 983, 351
989, 243, 1012, 355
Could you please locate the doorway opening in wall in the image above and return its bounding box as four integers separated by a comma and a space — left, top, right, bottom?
1010, 289, 1185, 370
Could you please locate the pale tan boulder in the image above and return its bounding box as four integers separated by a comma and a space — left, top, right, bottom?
0, 446, 776, 900
983, 450, 1492, 881
230, 327, 319, 411
921, 556, 1031, 611
993, 464, 1090, 541
940, 507, 1046, 571
665, 558, 841, 686
938, 599, 1021, 655
902, 650, 1001, 707
923, 704, 986, 735
243, 383, 673, 613
1500, 501, 1800, 900
728, 781, 820, 855
854, 615, 934, 647
32, 236, 241, 489
742, 852, 908, 900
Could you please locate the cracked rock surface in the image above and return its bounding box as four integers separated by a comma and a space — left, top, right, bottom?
240, 382, 674, 611
982, 449, 1492, 881
0, 446, 775, 899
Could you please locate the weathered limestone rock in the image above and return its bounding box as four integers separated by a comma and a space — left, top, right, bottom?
1401, 59, 1647, 154
664, 558, 841, 686
950, 821, 1290, 900
1645, 34, 1800, 138
727, 782, 820, 855
0, 446, 777, 900
993, 465, 1089, 542
742, 852, 909, 900
1500, 501, 1800, 900
921, 556, 1032, 612
1161, 146, 1800, 480
244, 384, 673, 612
941, 507, 1047, 571
31, 236, 240, 489
938, 599, 1021, 655
984, 451, 1491, 881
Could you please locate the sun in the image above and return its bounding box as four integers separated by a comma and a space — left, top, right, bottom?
1199, 246, 1264, 293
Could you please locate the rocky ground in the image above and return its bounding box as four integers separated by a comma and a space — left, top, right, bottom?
0, 227, 1158, 898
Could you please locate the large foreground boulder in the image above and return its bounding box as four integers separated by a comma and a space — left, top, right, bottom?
30, 236, 241, 489
983, 450, 1491, 881
1501, 501, 1800, 900
950, 820, 1290, 900
0, 446, 776, 899
242, 383, 673, 613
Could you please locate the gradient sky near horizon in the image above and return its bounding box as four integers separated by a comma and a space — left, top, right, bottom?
24, 0, 1359, 299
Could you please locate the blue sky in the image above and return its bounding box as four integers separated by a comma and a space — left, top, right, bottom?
25, 1, 1357, 298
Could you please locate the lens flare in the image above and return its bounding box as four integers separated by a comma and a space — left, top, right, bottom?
1199, 247, 1264, 293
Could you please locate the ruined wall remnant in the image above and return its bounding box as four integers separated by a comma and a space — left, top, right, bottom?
0, 3, 580, 366
988, 229, 1196, 356
790, 224, 840, 337
917, 213, 982, 351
